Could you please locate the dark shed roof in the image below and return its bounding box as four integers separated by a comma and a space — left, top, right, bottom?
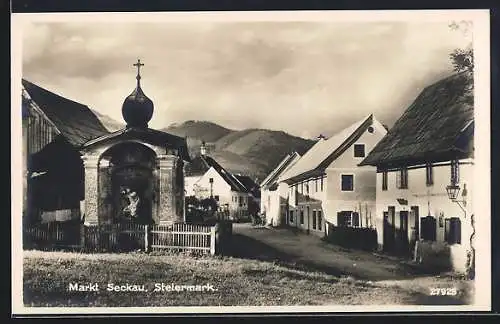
22, 79, 110, 147
360, 71, 474, 168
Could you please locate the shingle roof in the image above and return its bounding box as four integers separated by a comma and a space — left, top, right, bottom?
281, 114, 384, 183
22, 79, 110, 147
359, 71, 474, 168
187, 155, 248, 192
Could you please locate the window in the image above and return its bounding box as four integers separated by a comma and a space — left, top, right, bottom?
426, 163, 434, 186
451, 160, 460, 185
382, 171, 388, 191
341, 175, 354, 191
300, 209, 304, 225
445, 217, 461, 244
337, 211, 352, 227
420, 216, 437, 241
317, 211, 322, 230
312, 210, 317, 230
354, 144, 365, 158
320, 177, 324, 191
239, 196, 243, 207
396, 167, 408, 189
315, 179, 318, 192
305, 181, 309, 195
289, 210, 294, 223
299, 183, 303, 194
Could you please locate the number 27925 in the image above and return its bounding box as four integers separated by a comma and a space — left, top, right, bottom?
429, 287, 458, 296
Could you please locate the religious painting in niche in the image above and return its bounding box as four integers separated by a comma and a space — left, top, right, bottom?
112, 167, 155, 225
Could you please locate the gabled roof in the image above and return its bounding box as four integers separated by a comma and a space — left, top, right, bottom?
234, 174, 261, 198
260, 152, 301, 190
360, 71, 474, 168
188, 155, 248, 192
82, 127, 191, 162
22, 79, 110, 147
281, 114, 384, 183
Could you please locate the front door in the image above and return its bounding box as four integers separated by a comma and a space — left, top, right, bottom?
398, 211, 409, 256
383, 211, 394, 252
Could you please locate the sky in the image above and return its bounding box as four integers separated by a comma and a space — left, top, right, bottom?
21, 18, 472, 139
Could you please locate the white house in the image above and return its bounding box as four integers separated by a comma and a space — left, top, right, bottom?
260, 152, 301, 227
280, 114, 387, 237
359, 71, 474, 274
184, 143, 251, 220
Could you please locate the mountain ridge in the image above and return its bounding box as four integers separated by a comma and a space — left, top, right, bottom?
90, 113, 315, 180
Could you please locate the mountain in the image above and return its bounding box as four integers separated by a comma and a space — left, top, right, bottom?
165, 120, 233, 142
163, 121, 315, 181
90, 109, 124, 132
88, 113, 313, 180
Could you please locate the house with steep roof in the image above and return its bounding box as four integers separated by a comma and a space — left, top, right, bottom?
22, 79, 111, 224
280, 114, 387, 237
260, 152, 301, 227
359, 71, 474, 273
185, 142, 252, 220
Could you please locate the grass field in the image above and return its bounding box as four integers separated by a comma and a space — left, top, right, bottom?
22, 250, 473, 307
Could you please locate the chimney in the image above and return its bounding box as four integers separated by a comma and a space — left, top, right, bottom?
200, 140, 207, 156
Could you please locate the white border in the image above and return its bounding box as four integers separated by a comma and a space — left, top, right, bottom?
11, 9, 491, 315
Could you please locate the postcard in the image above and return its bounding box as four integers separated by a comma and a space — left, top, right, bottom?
11, 9, 491, 315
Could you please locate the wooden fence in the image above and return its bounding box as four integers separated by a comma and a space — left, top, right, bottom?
23, 221, 233, 255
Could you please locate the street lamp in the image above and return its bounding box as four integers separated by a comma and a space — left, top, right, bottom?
446, 183, 467, 214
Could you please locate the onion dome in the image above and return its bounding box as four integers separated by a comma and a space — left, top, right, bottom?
122, 59, 154, 128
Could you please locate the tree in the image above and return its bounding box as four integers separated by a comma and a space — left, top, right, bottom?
448, 21, 474, 72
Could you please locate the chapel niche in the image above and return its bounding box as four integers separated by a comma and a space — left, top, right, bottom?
99, 142, 158, 225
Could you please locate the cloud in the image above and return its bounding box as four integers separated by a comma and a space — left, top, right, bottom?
21, 20, 472, 138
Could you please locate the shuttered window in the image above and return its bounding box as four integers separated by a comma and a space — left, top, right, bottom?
396, 167, 408, 189
300, 209, 304, 225
426, 163, 434, 186
312, 210, 317, 230
445, 217, 461, 244
420, 216, 437, 241
289, 210, 294, 223
352, 212, 360, 227
317, 211, 322, 230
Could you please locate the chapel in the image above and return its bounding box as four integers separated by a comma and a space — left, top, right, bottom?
23, 59, 190, 226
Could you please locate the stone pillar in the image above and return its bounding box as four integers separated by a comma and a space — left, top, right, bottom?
82, 154, 100, 225
98, 159, 113, 224
157, 154, 183, 225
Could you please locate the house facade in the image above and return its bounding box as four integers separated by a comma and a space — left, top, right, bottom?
360, 71, 474, 273
280, 114, 387, 237
260, 152, 301, 227
185, 143, 251, 220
